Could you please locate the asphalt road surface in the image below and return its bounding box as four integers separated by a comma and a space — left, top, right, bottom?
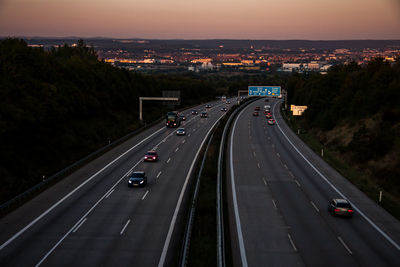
228, 98, 400, 267
0, 100, 232, 267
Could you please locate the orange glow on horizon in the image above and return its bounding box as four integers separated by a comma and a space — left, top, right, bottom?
0, 0, 399, 39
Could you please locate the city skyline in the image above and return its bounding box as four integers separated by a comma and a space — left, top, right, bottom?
1, 0, 400, 40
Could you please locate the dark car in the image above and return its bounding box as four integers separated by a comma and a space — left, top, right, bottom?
267, 119, 275, 125
206, 104, 211, 109
180, 114, 186, 121
226, 101, 231, 104
255, 106, 260, 111
265, 113, 272, 119
253, 111, 259, 116
176, 128, 186, 136
144, 150, 159, 162
200, 112, 208, 118
221, 107, 227, 112
192, 110, 198, 115
328, 199, 354, 217
128, 171, 147, 187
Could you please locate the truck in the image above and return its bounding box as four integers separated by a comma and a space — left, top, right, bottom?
166, 111, 181, 127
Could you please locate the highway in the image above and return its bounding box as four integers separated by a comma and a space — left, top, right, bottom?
0, 100, 231, 266
227, 98, 400, 267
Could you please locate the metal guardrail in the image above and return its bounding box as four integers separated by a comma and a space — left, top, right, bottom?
216, 98, 256, 267
0, 116, 165, 214
180, 131, 216, 267
0, 100, 213, 215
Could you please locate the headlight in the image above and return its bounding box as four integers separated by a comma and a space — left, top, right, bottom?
128, 180, 132, 183
140, 180, 144, 184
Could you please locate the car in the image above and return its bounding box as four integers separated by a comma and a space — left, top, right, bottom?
255, 106, 260, 111
176, 128, 186, 135
128, 171, 147, 187
253, 111, 259, 116
200, 112, 208, 118
180, 114, 186, 121
206, 104, 211, 109
265, 113, 272, 119
328, 199, 354, 217
192, 110, 198, 115
144, 150, 158, 162
226, 101, 231, 104
267, 119, 275, 125
221, 107, 227, 112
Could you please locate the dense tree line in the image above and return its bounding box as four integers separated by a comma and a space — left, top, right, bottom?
287, 58, 400, 195
0, 38, 217, 204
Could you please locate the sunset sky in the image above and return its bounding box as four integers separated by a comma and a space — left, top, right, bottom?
1, 0, 399, 39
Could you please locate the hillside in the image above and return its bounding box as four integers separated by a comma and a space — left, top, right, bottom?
0, 38, 216, 204
287, 58, 400, 213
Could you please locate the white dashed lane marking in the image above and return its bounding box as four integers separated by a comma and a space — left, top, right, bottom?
120, 219, 131, 235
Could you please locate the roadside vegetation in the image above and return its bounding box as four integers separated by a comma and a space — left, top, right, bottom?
0, 38, 217, 204
285, 58, 400, 218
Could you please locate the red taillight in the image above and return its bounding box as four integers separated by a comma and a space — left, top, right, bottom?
348, 209, 353, 213
334, 209, 340, 212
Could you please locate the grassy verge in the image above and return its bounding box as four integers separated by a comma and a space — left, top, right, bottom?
281, 107, 400, 220
187, 119, 223, 266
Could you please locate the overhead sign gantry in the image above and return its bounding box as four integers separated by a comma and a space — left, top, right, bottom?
248, 86, 281, 97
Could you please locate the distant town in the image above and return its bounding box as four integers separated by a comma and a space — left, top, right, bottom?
22, 38, 400, 74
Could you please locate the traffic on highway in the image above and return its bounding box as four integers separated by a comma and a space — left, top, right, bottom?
0, 99, 233, 266
227, 98, 400, 267
1, 96, 399, 267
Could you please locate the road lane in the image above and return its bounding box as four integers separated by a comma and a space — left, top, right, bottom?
0, 100, 232, 266
228, 98, 400, 267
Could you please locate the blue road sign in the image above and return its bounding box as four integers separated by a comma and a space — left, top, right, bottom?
248, 86, 281, 96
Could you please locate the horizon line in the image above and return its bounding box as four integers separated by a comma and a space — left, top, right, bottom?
1, 36, 400, 42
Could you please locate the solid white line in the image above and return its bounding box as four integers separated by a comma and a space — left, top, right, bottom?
274, 100, 400, 251
229, 107, 249, 267
105, 189, 115, 199
72, 218, 87, 233
120, 219, 131, 235
284, 164, 288, 169
288, 233, 298, 252
157, 171, 162, 178
158, 110, 227, 267
294, 179, 301, 187
338, 236, 353, 255
175, 147, 179, 152
310, 201, 320, 213
166, 158, 171, 163
289, 171, 294, 178
142, 190, 149, 200
0, 125, 166, 252
272, 199, 277, 209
